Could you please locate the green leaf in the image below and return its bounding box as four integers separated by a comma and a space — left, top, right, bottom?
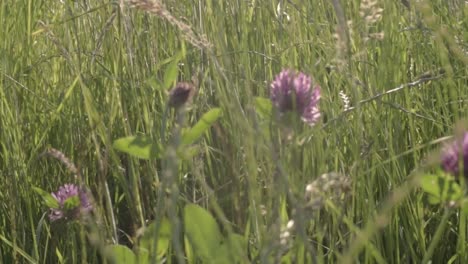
145, 76, 164, 91
254, 97, 272, 119
420, 172, 463, 205
33, 186, 59, 209
137, 218, 172, 262
113, 135, 162, 160
184, 204, 223, 262
213, 234, 247, 263
184, 236, 195, 264
163, 60, 179, 90
177, 145, 201, 160
181, 108, 222, 146
163, 51, 184, 90
63, 196, 80, 210
105, 245, 137, 264
227, 233, 247, 255
56, 248, 64, 264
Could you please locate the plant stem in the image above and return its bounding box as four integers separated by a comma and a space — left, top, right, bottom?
421, 208, 452, 264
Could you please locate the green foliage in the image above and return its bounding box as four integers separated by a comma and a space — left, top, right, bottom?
104, 219, 172, 264
255, 97, 272, 119
163, 50, 186, 90
181, 108, 222, 146
183, 204, 224, 262
1, 0, 467, 263
113, 108, 221, 160
33, 186, 59, 209
217, 233, 247, 263
183, 204, 246, 263
136, 218, 172, 263
113, 135, 162, 160
420, 172, 463, 205
105, 245, 137, 264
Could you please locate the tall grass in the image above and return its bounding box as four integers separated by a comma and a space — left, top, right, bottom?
0, 0, 467, 263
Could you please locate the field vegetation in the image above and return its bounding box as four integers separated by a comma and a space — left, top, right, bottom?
1, 0, 467, 263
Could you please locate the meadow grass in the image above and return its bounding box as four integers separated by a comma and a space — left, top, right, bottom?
0, 0, 467, 263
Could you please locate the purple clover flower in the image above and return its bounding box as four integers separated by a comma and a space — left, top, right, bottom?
441, 132, 468, 179
49, 184, 92, 222
270, 69, 321, 126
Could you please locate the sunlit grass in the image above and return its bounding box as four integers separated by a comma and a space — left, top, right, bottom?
0, 0, 467, 263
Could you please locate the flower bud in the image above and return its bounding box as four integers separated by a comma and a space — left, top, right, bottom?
168, 82, 195, 109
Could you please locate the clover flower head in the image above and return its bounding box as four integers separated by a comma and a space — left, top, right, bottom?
441, 132, 468, 179
49, 184, 92, 222
270, 69, 321, 126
